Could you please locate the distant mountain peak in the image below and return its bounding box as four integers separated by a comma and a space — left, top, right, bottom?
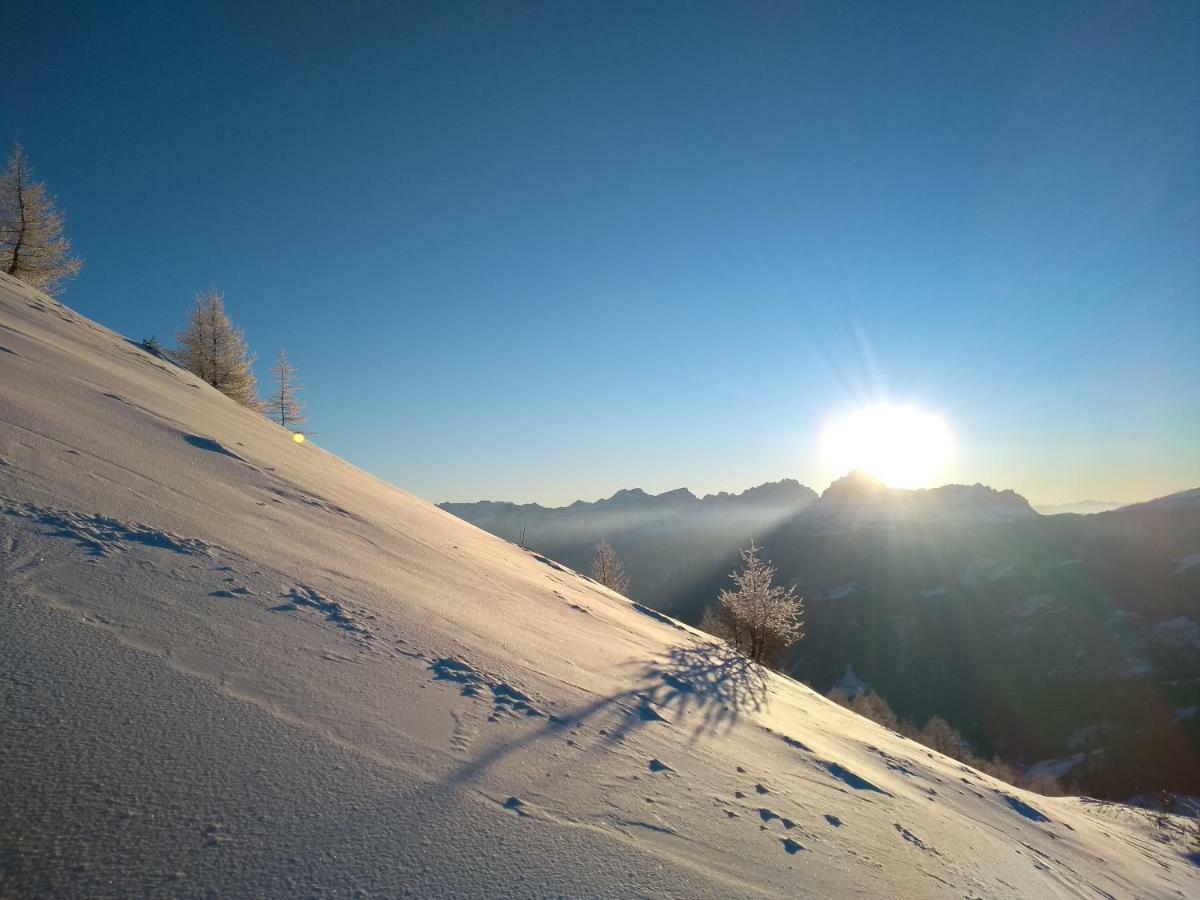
592, 486, 699, 509
612, 487, 649, 498
820, 470, 888, 502
659, 487, 699, 501
1109, 487, 1200, 514
702, 478, 818, 507
815, 473, 1035, 521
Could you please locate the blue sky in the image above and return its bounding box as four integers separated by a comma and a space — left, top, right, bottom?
7, 1, 1198, 505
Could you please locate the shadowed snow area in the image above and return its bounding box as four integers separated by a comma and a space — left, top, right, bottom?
1, 272, 1197, 897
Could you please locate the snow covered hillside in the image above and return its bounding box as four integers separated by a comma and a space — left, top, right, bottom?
1, 272, 1196, 897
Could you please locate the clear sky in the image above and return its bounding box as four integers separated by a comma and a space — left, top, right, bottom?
7, 1, 1198, 506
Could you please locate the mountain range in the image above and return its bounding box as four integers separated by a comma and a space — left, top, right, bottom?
443, 475, 1200, 797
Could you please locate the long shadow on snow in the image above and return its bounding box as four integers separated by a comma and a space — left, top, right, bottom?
450, 640, 767, 785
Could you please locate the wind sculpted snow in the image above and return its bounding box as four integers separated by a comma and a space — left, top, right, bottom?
1, 271, 1197, 897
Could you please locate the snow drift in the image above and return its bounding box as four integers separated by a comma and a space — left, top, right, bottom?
1, 272, 1196, 897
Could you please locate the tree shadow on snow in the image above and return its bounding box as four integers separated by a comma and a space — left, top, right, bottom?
649, 641, 768, 732
450, 640, 768, 785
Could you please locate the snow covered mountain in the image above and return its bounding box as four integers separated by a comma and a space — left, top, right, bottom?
2, 272, 1197, 897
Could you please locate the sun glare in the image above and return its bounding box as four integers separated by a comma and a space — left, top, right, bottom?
820, 405, 954, 489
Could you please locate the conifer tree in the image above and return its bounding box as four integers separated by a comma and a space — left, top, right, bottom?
174, 291, 261, 409
267, 349, 306, 429
0, 144, 83, 297
590, 538, 630, 596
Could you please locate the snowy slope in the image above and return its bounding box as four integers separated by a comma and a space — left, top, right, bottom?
1, 273, 1196, 898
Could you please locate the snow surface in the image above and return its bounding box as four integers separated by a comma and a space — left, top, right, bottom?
959, 558, 1017, 588
1174, 553, 1200, 576
1048, 558, 1084, 568
1015, 594, 1056, 618
1125, 657, 1155, 676
1, 273, 1197, 897
825, 582, 857, 600
1155, 616, 1200, 650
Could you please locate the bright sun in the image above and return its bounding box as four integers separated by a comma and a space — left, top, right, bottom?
820, 405, 954, 489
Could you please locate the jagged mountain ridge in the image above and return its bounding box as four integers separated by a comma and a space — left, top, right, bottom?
441, 473, 1039, 549
444, 477, 817, 523
443, 472, 1041, 524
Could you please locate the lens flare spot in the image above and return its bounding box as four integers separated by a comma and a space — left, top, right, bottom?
293, 432, 305, 444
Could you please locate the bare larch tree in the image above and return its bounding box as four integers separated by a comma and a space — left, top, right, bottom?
590, 538, 630, 596
174, 291, 261, 409
267, 349, 306, 429
702, 542, 803, 666
0, 144, 83, 297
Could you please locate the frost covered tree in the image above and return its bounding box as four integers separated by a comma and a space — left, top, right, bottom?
918, 716, 969, 760
590, 538, 630, 596
266, 349, 306, 429
174, 291, 261, 409
702, 543, 803, 666
0, 144, 83, 297
849, 690, 900, 731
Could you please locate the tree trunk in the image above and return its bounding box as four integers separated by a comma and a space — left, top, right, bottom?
6, 173, 26, 277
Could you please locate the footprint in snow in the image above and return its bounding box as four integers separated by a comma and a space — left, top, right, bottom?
998, 792, 1051, 823
823, 762, 892, 796
780, 734, 813, 753
429, 657, 545, 720
635, 699, 668, 722
894, 823, 938, 855
502, 797, 530, 817
272, 585, 370, 638
759, 809, 797, 829
755, 783, 769, 795
648, 759, 675, 774
209, 586, 252, 598
781, 838, 805, 854
825, 814, 843, 827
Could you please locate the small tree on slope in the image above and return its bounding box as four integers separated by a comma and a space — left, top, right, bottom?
0, 144, 83, 297
266, 349, 306, 429
590, 538, 630, 596
703, 543, 804, 666
174, 291, 261, 409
